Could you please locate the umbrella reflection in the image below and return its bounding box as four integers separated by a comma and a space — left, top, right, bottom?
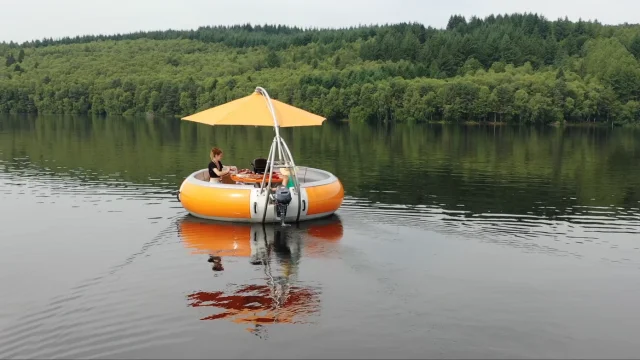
186, 284, 320, 324
178, 215, 343, 333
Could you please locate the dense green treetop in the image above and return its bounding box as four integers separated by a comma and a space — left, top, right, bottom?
1, 13, 640, 124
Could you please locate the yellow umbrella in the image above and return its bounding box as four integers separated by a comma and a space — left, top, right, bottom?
181, 87, 326, 128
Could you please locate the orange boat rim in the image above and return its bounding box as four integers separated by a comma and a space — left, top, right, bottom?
178, 165, 344, 223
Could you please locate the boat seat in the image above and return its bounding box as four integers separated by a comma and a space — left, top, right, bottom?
195, 170, 211, 182
251, 158, 268, 174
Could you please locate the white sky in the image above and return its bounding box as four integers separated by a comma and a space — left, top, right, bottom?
1, 0, 638, 43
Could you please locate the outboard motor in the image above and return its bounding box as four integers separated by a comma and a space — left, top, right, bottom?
274, 186, 292, 226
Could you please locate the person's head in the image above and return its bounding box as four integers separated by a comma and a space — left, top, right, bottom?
210, 147, 223, 162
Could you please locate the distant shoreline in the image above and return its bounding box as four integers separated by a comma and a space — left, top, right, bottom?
2, 113, 635, 128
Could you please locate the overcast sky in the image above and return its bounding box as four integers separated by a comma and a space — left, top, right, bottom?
1, 0, 638, 43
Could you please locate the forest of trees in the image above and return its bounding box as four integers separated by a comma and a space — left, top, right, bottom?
1, 13, 640, 124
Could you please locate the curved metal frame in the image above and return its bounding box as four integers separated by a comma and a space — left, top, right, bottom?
254, 87, 302, 224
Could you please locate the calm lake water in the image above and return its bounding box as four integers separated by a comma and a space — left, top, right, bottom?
1, 115, 639, 359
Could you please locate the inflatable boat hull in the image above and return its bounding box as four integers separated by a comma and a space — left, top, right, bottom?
178, 167, 343, 223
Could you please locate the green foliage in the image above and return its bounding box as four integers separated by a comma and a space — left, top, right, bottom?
628, 34, 640, 60
1, 13, 640, 124
5, 53, 15, 67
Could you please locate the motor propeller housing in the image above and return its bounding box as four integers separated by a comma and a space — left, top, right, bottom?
274, 186, 292, 226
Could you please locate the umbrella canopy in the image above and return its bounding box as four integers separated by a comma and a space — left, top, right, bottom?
181, 90, 326, 128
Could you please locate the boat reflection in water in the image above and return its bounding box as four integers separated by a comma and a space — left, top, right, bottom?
178, 214, 343, 335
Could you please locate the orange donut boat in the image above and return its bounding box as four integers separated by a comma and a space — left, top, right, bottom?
177, 87, 344, 224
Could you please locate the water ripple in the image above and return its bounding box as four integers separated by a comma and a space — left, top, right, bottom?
2, 122, 640, 358
0, 216, 186, 359
338, 196, 640, 264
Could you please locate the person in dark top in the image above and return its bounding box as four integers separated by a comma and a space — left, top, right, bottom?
208, 147, 236, 182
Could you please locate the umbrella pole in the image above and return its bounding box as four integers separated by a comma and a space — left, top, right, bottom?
277, 138, 302, 223
256, 86, 303, 224
255, 86, 285, 163
261, 138, 277, 223
259, 138, 276, 193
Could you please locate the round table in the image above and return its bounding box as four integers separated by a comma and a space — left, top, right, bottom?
230, 172, 283, 184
